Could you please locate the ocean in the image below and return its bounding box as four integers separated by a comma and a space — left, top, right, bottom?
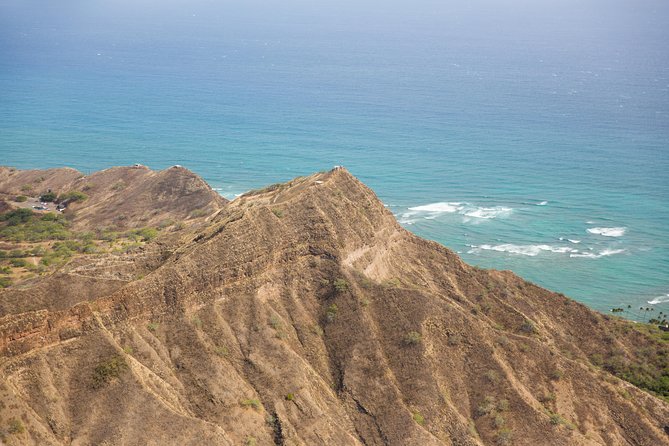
1, 0, 668, 316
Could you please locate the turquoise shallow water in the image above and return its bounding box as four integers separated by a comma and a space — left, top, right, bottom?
1, 1, 668, 316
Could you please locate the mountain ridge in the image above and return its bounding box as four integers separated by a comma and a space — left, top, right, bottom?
0, 166, 667, 445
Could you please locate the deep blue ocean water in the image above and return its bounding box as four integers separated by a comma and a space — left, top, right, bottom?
1, 0, 668, 316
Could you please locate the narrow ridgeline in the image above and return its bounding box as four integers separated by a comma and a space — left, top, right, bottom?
0, 166, 667, 445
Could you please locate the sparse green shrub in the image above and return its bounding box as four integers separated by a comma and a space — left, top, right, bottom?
405, 331, 423, 345
326, 304, 338, 322
132, 227, 158, 242
484, 369, 500, 383
271, 208, 284, 218
496, 428, 513, 445
241, 398, 261, 410
538, 392, 556, 404
111, 181, 126, 191
412, 411, 425, 425
494, 414, 506, 428
189, 208, 208, 218
520, 320, 536, 334
618, 388, 631, 399
39, 191, 57, 202
383, 278, 401, 288
214, 345, 229, 357
496, 399, 509, 412
547, 411, 575, 429
9, 258, 27, 268
14, 195, 27, 202
123, 346, 134, 354
7, 418, 24, 434
265, 414, 277, 427
147, 322, 159, 331
589, 353, 604, 367
269, 315, 282, 330
285, 393, 295, 401
550, 369, 563, 381
172, 221, 186, 231
334, 278, 349, 293
92, 355, 128, 388
20, 184, 33, 192
59, 190, 88, 202
245, 436, 257, 446
158, 219, 175, 229
476, 396, 496, 417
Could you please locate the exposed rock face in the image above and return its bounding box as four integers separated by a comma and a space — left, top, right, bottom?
0, 167, 667, 445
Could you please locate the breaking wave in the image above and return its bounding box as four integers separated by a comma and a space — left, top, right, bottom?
462, 206, 513, 219
402, 202, 513, 223
587, 227, 626, 237
408, 202, 462, 213
569, 248, 626, 259
468, 244, 578, 257
648, 294, 669, 305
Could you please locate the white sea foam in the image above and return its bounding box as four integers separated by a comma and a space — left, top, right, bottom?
648, 294, 669, 305
468, 244, 578, 257
462, 206, 513, 219
567, 239, 581, 244
569, 248, 625, 259
402, 202, 512, 223
587, 227, 626, 237
536, 201, 548, 206
408, 202, 462, 213
398, 212, 418, 225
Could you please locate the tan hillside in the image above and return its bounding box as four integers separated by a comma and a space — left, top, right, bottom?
0, 165, 227, 230
0, 167, 668, 445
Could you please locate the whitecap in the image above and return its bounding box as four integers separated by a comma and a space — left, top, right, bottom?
569, 248, 625, 259
462, 206, 513, 219
587, 227, 626, 237
403, 202, 513, 223
468, 244, 578, 257
408, 202, 462, 213
536, 201, 548, 206
567, 239, 581, 244
648, 294, 669, 305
